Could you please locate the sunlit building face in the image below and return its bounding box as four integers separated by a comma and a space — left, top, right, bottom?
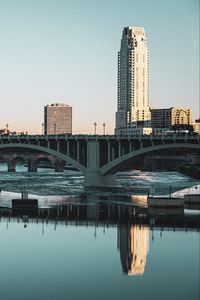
116, 27, 150, 135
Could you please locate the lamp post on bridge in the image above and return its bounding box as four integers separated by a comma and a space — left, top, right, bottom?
103, 123, 106, 135
6, 124, 9, 134
54, 123, 57, 135
42, 123, 44, 135
94, 122, 97, 135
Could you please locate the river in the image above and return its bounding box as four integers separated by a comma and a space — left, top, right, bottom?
0, 165, 199, 300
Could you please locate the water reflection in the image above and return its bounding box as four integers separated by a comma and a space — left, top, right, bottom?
1, 200, 199, 279
118, 224, 149, 276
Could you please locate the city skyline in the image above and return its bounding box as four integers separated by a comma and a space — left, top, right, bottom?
0, 0, 199, 134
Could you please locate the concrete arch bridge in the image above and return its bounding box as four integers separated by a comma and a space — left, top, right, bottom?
0, 134, 199, 186
0, 149, 66, 172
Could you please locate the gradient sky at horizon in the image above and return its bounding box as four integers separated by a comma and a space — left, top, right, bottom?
0, 0, 199, 134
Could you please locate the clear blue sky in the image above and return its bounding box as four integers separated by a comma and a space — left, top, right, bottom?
0, 0, 199, 134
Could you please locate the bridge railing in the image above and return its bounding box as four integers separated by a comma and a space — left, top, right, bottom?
0, 133, 199, 141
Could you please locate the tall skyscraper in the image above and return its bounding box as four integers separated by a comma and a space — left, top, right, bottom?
116, 27, 150, 135
44, 103, 72, 135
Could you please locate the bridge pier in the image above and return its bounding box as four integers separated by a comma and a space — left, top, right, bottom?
8, 161, 15, 172
54, 162, 65, 172
85, 140, 117, 187
8, 166, 15, 172
84, 171, 117, 187
28, 161, 37, 172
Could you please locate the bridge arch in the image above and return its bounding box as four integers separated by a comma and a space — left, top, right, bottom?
100, 143, 200, 175
31, 156, 66, 172
0, 144, 86, 173
13, 156, 27, 172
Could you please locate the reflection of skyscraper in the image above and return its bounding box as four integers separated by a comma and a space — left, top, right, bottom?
118, 224, 149, 275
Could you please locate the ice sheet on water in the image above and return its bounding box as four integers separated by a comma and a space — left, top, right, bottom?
173, 184, 200, 197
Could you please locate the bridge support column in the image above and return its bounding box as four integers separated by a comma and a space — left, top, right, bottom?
129, 142, 132, 153
57, 141, 60, 152
28, 165, 37, 172
84, 141, 117, 187
8, 166, 15, 172
27, 160, 37, 172
77, 141, 80, 162
111, 147, 115, 160
67, 141, 69, 156
108, 142, 111, 162
84, 171, 117, 187
7, 160, 15, 172
54, 161, 65, 172
118, 141, 121, 157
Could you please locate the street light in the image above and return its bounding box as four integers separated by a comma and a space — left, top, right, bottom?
94, 122, 97, 135
6, 124, 9, 134
103, 123, 106, 135
42, 123, 44, 135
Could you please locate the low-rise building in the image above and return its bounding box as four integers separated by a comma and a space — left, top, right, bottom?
192, 119, 200, 134
44, 103, 72, 135
116, 126, 152, 136
151, 107, 192, 131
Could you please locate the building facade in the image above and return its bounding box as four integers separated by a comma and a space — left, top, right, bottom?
192, 119, 200, 134
44, 103, 72, 135
151, 107, 192, 132
115, 27, 150, 135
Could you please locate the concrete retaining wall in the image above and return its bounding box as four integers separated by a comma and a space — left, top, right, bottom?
148, 197, 184, 208
184, 194, 200, 204
148, 207, 184, 215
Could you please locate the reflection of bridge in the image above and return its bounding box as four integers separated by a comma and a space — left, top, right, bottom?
1, 202, 199, 230
1, 203, 199, 276
1, 205, 150, 276
0, 134, 199, 186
